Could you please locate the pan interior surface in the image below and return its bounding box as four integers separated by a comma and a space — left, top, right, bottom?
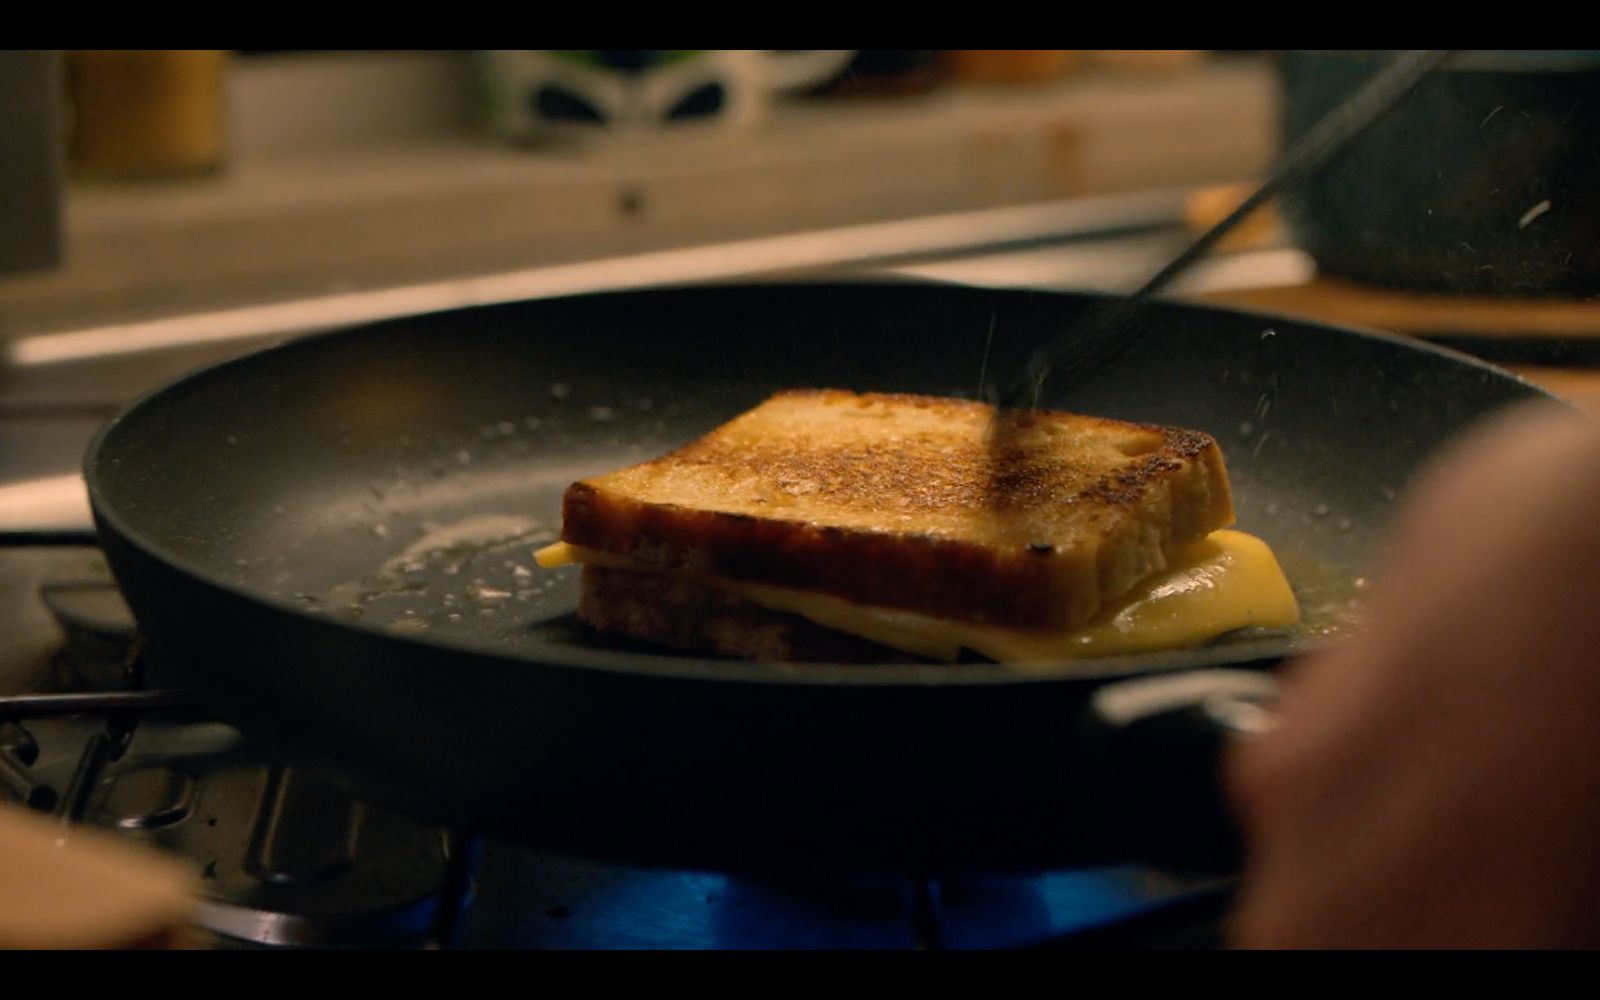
88, 283, 1547, 681
83, 282, 1556, 867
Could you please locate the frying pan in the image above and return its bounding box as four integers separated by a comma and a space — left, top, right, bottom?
84, 281, 1553, 874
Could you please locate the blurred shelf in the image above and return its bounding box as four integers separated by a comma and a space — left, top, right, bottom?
0, 53, 1276, 337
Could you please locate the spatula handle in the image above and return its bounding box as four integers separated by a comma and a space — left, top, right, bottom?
998, 49, 1456, 410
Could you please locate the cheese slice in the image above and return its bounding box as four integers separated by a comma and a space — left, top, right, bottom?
534, 530, 1300, 664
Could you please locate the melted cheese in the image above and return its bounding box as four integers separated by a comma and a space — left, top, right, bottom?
534, 530, 1299, 664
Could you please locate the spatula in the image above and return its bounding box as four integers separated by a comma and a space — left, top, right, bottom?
994, 49, 1456, 411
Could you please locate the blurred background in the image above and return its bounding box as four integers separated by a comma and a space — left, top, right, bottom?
1, 50, 1266, 331
2, 49, 1598, 399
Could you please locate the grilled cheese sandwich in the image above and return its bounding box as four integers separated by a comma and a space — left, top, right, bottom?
538, 390, 1299, 663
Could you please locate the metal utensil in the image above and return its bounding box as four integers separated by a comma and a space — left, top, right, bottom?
995, 49, 1457, 410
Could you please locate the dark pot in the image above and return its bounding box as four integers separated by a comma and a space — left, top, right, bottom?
1279, 50, 1600, 297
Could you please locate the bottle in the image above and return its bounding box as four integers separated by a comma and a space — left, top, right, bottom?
943, 51, 1084, 85
64, 50, 228, 180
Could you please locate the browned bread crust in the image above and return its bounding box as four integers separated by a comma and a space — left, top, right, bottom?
563, 390, 1234, 630
577, 565, 922, 663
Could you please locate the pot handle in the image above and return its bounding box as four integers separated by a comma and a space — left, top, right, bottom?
1076, 668, 1279, 872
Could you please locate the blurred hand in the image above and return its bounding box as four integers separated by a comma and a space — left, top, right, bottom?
1226, 402, 1600, 949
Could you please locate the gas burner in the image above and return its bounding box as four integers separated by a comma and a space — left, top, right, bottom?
0, 698, 470, 949
1, 540, 1232, 949
0, 545, 471, 949
81, 719, 468, 949
454, 851, 1230, 949
0, 720, 54, 811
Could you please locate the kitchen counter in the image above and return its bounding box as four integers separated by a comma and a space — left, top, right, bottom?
0, 55, 1276, 338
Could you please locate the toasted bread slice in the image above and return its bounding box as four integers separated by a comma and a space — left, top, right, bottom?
578, 565, 920, 663
562, 390, 1235, 631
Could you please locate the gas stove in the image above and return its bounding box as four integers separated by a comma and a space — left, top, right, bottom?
0, 194, 1251, 949
0, 540, 1233, 949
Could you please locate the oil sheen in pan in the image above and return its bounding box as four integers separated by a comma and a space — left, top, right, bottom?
311, 510, 1368, 662
318, 514, 560, 635
1273, 546, 1368, 641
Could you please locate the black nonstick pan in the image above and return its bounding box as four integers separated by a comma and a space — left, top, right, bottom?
84, 281, 1553, 874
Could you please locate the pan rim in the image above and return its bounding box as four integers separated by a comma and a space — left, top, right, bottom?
81, 280, 1561, 688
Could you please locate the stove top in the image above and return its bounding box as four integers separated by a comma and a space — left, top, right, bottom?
0, 540, 1232, 951
0, 198, 1253, 949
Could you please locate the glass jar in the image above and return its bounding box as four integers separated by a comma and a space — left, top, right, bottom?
64, 50, 228, 180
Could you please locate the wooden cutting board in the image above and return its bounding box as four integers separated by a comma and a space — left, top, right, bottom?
1171, 176, 1600, 416
1187, 282, 1600, 413
1180, 184, 1600, 340
1187, 279, 1600, 413
1197, 276, 1600, 340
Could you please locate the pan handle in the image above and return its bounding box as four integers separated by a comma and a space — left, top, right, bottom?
1076, 668, 1279, 873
